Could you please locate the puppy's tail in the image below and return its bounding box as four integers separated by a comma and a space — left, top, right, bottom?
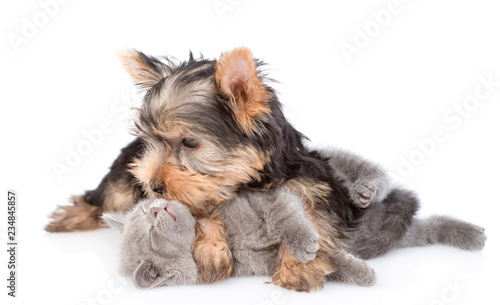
45, 138, 145, 232
45, 195, 107, 232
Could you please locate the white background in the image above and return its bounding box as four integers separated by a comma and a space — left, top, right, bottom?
1, 0, 499, 304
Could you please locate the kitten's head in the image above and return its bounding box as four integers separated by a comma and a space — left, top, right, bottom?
104, 198, 196, 244
103, 198, 197, 288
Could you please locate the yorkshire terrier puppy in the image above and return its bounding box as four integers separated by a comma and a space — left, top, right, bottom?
47, 47, 481, 293
46, 47, 358, 291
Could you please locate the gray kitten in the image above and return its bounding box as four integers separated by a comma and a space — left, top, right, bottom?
103, 191, 376, 289
317, 147, 486, 259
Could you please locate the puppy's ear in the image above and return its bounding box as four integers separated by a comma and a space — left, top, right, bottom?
117, 49, 165, 91
215, 47, 271, 133
133, 260, 169, 289
101, 212, 126, 233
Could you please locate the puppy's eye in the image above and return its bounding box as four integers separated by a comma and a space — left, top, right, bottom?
181, 138, 199, 150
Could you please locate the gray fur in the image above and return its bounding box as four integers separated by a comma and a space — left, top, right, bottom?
317, 147, 392, 208
318, 147, 486, 260
345, 187, 421, 259
398, 216, 487, 251
104, 190, 376, 288
346, 188, 487, 260
326, 253, 376, 287
102, 199, 199, 288
222, 190, 320, 275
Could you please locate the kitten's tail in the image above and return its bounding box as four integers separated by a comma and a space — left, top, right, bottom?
399, 215, 487, 251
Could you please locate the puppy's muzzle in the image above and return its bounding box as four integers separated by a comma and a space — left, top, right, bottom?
151, 180, 165, 194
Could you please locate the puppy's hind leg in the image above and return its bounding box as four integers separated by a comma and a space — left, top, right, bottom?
399, 216, 487, 251
45, 195, 107, 232
45, 138, 145, 232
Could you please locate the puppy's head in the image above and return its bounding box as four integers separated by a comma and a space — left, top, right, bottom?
119, 48, 301, 215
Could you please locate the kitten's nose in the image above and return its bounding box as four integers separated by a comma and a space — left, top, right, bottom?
151, 181, 165, 194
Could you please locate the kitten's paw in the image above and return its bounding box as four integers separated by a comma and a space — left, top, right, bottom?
328, 253, 376, 287
350, 180, 378, 208
347, 255, 376, 287
287, 231, 320, 264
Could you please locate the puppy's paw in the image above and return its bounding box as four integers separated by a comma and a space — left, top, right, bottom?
194, 238, 234, 283
287, 231, 320, 264
194, 218, 234, 283
272, 246, 331, 292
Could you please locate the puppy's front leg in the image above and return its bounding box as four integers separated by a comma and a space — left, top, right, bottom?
193, 217, 234, 283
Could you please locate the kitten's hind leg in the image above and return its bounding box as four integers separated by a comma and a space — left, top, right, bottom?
399, 216, 486, 251
317, 148, 391, 208
347, 187, 420, 260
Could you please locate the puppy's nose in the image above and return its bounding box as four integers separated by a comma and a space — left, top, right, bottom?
151, 181, 165, 194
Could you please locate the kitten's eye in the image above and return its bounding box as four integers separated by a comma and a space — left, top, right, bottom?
181, 138, 199, 150
141, 202, 148, 215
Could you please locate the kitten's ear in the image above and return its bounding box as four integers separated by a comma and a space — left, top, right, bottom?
133, 260, 169, 289
214, 47, 271, 133
101, 213, 126, 233
116, 49, 165, 91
